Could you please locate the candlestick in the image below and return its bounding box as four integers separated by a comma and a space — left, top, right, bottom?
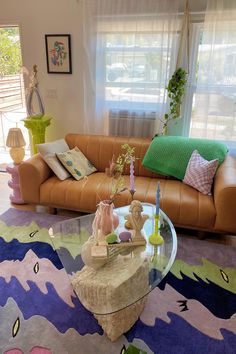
148, 213, 164, 246
129, 189, 136, 201
156, 182, 160, 216
130, 158, 135, 191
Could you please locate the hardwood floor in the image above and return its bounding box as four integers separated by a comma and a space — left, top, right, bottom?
0, 172, 235, 246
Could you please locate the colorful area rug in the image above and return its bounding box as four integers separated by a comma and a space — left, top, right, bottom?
0, 208, 235, 354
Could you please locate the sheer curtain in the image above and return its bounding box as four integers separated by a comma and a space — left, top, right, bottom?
79, 0, 181, 137
190, 0, 236, 141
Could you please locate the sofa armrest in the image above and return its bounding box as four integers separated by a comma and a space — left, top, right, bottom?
19, 154, 53, 204
213, 155, 236, 233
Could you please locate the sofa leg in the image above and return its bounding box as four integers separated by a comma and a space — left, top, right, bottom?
49, 207, 57, 215
197, 231, 207, 240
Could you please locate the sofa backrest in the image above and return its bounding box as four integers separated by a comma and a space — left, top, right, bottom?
65, 133, 160, 178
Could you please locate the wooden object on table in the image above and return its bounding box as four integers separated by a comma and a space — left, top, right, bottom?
6, 163, 25, 204
72, 252, 149, 341
23, 115, 52, 154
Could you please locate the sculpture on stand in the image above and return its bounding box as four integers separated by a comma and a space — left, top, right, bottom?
23, 65, 52, 154
26, 64, 45, 118
124, 200, 149, 245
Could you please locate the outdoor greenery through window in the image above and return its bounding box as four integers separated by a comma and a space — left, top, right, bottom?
0, 27, 22, 76
0, 26, 28, 163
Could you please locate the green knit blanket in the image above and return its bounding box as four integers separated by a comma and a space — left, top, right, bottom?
142, 136, 228, 180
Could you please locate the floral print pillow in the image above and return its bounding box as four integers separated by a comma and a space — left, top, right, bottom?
56, 147, 97, 180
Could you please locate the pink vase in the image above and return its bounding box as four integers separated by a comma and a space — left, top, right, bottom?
97, 200, 119, 236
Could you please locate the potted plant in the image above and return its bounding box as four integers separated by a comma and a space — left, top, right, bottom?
161, 67, 187, 135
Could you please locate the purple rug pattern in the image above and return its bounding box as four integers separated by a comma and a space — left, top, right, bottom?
0, 208, 235, 354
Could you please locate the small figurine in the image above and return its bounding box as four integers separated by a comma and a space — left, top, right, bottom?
124, 200, 149, 244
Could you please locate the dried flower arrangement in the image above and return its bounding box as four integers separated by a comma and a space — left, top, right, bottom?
105, 144, 137, 204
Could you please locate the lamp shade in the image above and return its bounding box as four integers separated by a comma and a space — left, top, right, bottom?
6, 128, 26, 148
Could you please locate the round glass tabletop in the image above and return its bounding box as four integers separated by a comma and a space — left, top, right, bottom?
50, 203, 177, 315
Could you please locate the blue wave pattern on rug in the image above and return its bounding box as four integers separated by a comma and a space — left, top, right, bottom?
159, 272, 236, 319
0, 238, 63, 269
0, 208, 235, 354
0, 276, 101, 335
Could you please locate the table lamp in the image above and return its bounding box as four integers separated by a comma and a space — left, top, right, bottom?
6, 128, 26, 164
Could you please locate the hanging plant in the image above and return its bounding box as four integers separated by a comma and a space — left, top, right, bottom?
161, 67, 187, 135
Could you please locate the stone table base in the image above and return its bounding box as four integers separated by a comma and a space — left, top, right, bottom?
72, 249, 150, 340
95, 296, 147, 341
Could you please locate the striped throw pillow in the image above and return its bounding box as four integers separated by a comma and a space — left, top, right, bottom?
183, 150, 218, 195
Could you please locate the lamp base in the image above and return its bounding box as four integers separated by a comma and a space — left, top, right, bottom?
9, 147, 25, 164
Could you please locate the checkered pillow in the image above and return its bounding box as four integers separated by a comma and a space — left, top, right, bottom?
183, 150, 218, 195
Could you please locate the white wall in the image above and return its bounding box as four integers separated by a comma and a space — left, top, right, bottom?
1, 0, 84, 141
0, 0, 207, 141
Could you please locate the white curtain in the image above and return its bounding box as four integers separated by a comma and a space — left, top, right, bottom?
190, 0, 236, 141
168, 0, 190, 136
79, 0, 181, 137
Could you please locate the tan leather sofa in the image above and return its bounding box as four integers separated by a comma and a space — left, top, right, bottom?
19, 134, 236, 234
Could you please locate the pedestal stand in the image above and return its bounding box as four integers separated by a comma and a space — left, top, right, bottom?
23, 115, 52, 154
6, 163, 25, 204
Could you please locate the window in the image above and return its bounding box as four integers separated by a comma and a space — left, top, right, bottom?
189, 25, 236, 141
104, 30, 179, 115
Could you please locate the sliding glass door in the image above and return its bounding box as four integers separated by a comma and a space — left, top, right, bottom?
0, 25, 29, 166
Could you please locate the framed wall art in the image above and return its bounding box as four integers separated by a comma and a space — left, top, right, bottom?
45, 34, 72, 74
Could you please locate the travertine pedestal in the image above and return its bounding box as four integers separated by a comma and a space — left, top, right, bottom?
72, 252, 149, 341
95, 296, 147, 341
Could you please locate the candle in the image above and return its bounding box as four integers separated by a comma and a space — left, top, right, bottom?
156, 182, 160, 215
130, 158, 135, 191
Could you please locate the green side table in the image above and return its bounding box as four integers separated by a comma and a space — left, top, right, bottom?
23, 116, 52, 154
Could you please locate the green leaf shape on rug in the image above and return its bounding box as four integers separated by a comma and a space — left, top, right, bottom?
121, 344, 147, 354
51, 228, 90, 259
0, 221, 52, 246
171, 258, 236, 294
0, 221, 90, 259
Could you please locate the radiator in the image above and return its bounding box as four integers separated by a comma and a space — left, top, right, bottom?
109, 110, 156, 138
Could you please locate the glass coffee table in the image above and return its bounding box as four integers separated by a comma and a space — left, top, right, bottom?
50, 203, 177, 341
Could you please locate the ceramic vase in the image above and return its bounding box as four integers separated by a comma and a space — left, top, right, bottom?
97, 200, 119, 238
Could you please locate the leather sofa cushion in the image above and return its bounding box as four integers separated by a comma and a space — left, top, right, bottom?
40, 173, 216, 230
65, 134, 163, 178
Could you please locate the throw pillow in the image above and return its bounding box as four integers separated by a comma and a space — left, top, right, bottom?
37, 139, 70, 180
142, 136, 228, 180
183, 150, 218, 195
56, 147, 97, 180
